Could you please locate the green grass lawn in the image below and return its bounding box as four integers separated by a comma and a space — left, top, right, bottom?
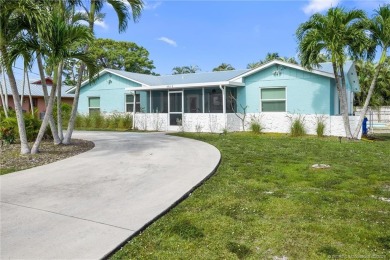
112, 133, 390, 260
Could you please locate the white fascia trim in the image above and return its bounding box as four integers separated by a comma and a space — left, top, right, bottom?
230, 60, 335, 82
124, 81, 244, 92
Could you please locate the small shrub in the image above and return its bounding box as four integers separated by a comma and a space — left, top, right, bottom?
24, 113, 41, 141
52, 102, 72, 127
0, 117, 17, 144
108, 114, 121, 129
75, 114, 83, 128
290, 116, 306, 137
316, 119, 326, 137
90, 112, 104, 128
195, 123, 203, 133
249, 121, 262, 134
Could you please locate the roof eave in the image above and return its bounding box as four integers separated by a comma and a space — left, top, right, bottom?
125, 81, 244, 92
230, 60, 336, 81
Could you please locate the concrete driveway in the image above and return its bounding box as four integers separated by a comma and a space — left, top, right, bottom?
1, 131, 220, 259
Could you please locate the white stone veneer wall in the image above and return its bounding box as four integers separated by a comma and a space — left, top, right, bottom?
134, 112, 361, 138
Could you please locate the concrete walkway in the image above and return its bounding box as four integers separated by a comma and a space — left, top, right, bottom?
1, 131, 220, 259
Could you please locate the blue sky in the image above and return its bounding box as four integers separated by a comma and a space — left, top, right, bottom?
13, 0, 389, 78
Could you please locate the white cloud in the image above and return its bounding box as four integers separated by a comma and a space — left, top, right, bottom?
144, 1, 162, 10
95, 20, 108, 29
303, 0, 341, 15
158, 37, 177, 47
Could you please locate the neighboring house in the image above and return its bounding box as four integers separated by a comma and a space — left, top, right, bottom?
69, 60, 361, 137
0, 77, 74, 117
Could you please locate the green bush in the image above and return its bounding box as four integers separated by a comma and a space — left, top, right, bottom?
290, 117, 306, 137
0, 112, 48, 143
53, 102, 72, 127
24, 113, 41, 141
249, 121, 262, 134
0, 117, 17, 144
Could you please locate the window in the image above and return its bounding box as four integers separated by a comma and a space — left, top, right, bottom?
261, 88, 286, 112
126, 94, 140, 112
89, 97, 100, 114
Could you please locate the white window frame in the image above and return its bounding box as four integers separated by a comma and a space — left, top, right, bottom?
88, 96, 100, 114
125, 93, 140, 112
260, 87, 287, 112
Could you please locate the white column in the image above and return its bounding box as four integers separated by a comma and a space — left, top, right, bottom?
202, 87, 205, 113
219, 85, 226, 129
149, 90, 152, 113
132, 91, 136, 129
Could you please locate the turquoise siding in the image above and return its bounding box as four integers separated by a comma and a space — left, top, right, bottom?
240, 65, 334, 114
79, 73, 146, 114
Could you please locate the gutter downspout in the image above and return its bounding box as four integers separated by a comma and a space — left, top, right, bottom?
219, 85, 227, 130
132, 91, 136, 129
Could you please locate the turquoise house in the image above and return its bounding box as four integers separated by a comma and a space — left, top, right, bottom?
69, 60, 360, 136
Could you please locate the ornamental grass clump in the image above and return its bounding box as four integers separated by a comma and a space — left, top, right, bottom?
249, 121, 263, 134
316, 119, 326, 137
290, 116, 306, 137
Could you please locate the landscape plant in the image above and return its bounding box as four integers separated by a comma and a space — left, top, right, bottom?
288, 114, 306, 137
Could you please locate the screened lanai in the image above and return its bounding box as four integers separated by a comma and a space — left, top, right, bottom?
126, 84, 242, 126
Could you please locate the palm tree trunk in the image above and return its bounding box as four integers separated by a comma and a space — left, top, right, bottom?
20, 66, 25, 107
332, 62, 352, 138
64, 3, 95, 145
0, 81, 8, 117
1, 48, 30, 154
26, 68, 34, 116
352, 62, 382, 138
1, 64, 9, 109
63, 62, 85, 145
31, 63, 59, 154
37, 53, 61, 144
57, 61, 64, 141
339, 64, 352, 138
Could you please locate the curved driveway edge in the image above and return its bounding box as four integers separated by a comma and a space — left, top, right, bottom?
0, 131, 221, 259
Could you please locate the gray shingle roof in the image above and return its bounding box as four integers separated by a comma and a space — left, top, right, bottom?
106, 68, 250, 86
1, 79, 74, 98
314, 61, 354, 75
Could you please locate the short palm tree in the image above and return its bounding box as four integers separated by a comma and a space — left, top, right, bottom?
0, 0, 45, 154
29, 11, 97, 154
352, 4, 390, 138
297, 7, 368, 138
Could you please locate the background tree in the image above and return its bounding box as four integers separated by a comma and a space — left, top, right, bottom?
352, 4, 390, 138
87, 38, 155, 74
247, 52, 298, 69
212, 63, 235, 71
354, 59, 390, 107
172, 65, 200, 74
63, 0, 144, 145
297, 7, 369, 138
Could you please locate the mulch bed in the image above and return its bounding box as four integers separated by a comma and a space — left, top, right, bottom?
0, 139, 95, 175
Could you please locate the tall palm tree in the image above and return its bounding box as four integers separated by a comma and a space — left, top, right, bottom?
63, 0, 144, 145
212, 63, 235, 71
30, 11, 97, 154
352, 4, 390, 138
296, 7, 368, 138
0, 0, 45, 154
